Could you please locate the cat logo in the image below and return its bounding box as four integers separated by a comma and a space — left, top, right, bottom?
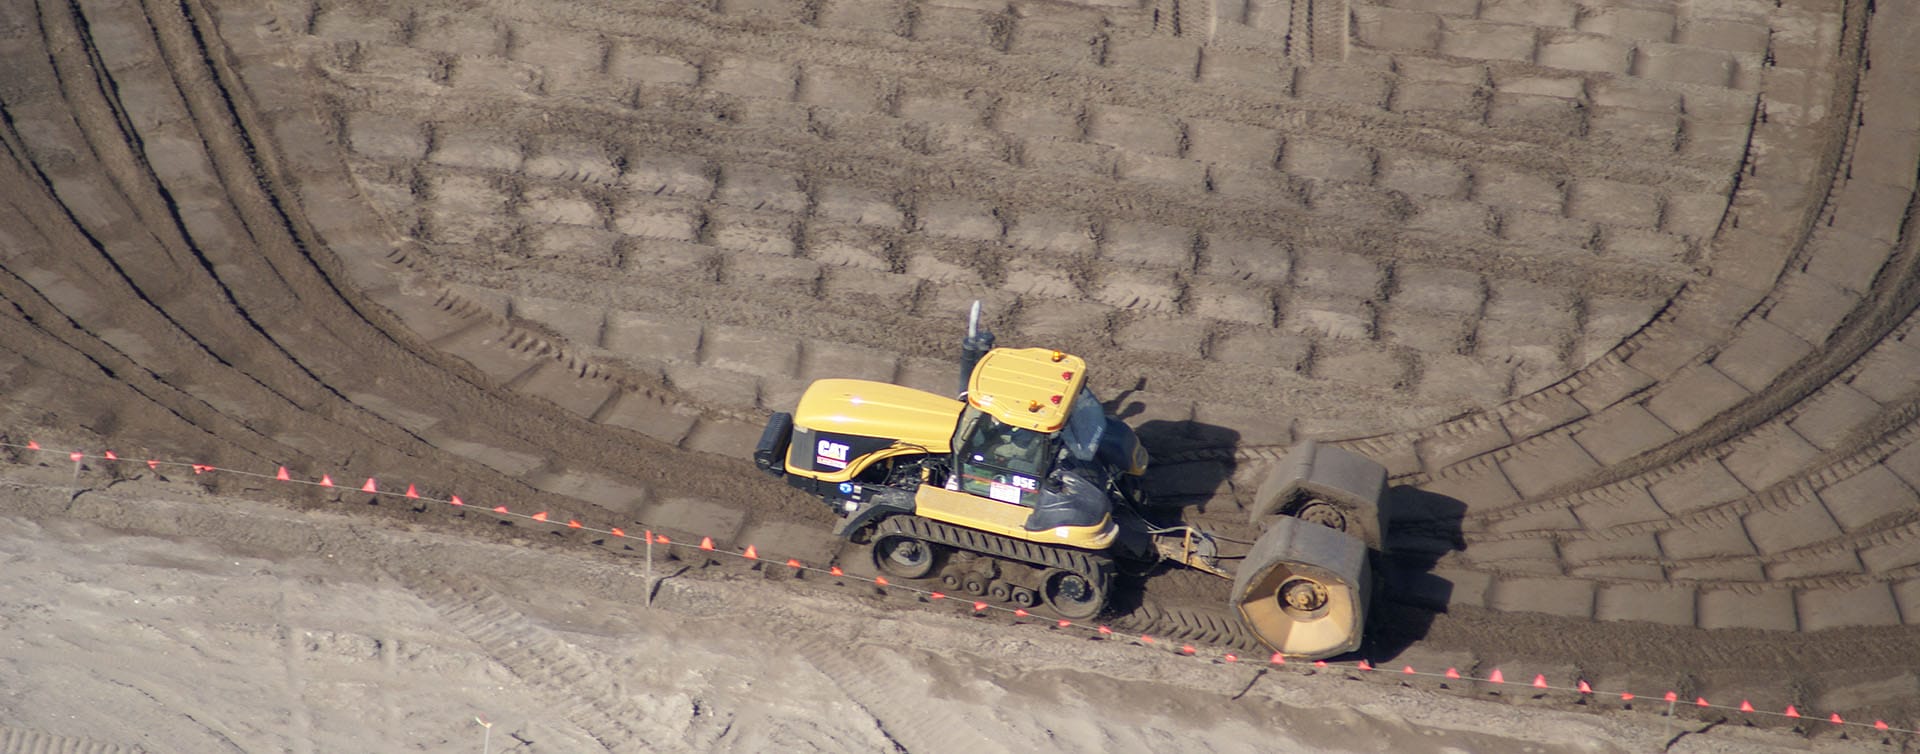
815, 439, 851, 470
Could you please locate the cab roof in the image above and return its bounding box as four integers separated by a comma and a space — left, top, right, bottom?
966, 347, 1088, 432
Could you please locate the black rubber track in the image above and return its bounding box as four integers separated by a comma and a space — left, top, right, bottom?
872, 514, 1268, 651
871, 514, 1114, 615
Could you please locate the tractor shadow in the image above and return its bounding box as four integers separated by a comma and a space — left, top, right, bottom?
1362, 486, 1468, 662
1130, 415, 1242, 509
1106, 382, 1240, 513
1102, 413, 1241, 619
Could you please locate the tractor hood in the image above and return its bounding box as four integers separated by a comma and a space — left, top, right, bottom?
793, 379, 965, 451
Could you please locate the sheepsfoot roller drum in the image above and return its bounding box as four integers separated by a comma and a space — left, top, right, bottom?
1231, 517, 1371, 659
1230, 440, 1388, 659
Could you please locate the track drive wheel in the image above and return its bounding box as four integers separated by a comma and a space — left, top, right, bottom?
872, 534, 942, 580
1041, 567, 1106, 620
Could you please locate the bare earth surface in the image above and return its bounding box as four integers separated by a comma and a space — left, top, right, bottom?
0, 469, 1869, 753
1, 0, 1919, 748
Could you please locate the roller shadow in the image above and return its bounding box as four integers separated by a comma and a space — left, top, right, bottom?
1362, 486, 1468, 661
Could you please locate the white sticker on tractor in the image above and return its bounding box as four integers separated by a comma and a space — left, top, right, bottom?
815, 439, 850, 470
989, 481, 1021, 503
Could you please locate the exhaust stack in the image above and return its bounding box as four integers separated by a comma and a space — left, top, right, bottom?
959, 300, 995, 398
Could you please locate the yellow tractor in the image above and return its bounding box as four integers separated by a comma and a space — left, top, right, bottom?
754, 303, 1386, 659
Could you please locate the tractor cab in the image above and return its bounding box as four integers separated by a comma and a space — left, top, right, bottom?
952, 407, 1052, 503
943, 348, 1151, 531
950, 346, 1084, 505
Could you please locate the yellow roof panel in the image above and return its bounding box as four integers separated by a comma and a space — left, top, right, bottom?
967, 347, 1087, 432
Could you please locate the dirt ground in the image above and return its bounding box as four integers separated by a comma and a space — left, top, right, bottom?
0, 467, 1883, 753
3, 0, 1920, 749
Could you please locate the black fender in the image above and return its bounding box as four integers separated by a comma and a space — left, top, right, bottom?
831, 487, 917, 541
755, 412, 794, 476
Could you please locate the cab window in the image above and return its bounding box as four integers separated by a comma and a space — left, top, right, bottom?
1060, 387, 1106, 463
954, 408, 1051, 505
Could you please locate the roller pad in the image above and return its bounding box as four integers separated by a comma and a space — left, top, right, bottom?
1249, 441, 1390, 549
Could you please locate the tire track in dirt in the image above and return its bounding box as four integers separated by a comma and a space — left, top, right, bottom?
1170, 0, 1888, 505
411, 575, 678, 754
274, 594, 316, 754
302, 0, 1720, 438
6, 0, 812, 532
486, 0, 1732, 191
324, 27, 1700, 304
1330, 0, 1880, 486
793, 636, 1000, 754
0, 726, 140, 754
